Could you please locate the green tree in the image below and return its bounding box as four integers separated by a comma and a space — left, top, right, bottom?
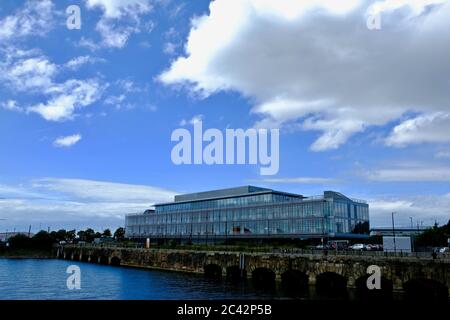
8, 234, 32, 249
32, 231, 54, 249
113, 227, 125, 241
416, 220, 450, 247
50, 229, 67, 242
77, 228, 96, 242
66, 230, 76, 242
102, 229, 112, 237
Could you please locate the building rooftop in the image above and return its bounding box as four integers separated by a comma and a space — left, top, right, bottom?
171, 185, 303, 204
151, 186, 367, 207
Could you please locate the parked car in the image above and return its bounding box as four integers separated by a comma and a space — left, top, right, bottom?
438, 247, 449, 253
350, 243, 365, 251
315, 244, 334, 250
365, 244, 382, 251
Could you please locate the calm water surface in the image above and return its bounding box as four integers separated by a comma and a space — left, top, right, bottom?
0, 259, 285, 300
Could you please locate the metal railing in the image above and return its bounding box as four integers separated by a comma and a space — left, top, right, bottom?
57, 243, 450, 261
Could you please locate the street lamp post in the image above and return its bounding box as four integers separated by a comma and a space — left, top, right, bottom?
391, 212, 397, 253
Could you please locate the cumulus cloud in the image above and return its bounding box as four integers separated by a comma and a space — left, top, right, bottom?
0, 47, 105, 121
0, 0, 54, 41
53, 134, 82, 148
159, 0, 450, 151
385, 112, 450, 147
1, 55, 57, 92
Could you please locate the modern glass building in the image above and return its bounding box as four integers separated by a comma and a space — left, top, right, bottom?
125, 186, 369, 240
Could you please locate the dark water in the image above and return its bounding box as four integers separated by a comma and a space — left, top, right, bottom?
0, 259, 287, 300
2, 259, 414, 300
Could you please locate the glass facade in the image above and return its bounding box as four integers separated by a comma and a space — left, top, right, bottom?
125, 186, 369, 239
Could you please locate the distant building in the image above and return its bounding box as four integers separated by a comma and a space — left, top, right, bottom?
93, 236, 115, 244
370, 227, 427, 237
0, 232, 34, 242
125, 186, 370, 241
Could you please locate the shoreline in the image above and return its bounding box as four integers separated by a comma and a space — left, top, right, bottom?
0, 250, 54, 259
0, 256, 54, 259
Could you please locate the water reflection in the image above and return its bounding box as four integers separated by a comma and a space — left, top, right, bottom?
0, 259, 408, 300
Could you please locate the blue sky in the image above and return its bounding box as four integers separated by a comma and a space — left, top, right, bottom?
1, 0, 450, 233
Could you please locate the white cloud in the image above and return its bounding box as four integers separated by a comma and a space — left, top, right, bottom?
168, 3, 186, 19
1, 56, 57, 92
435, 150, 450, 159
102, 80, 145, 109
65, 56, 106, 70
53, 134, 82, 148
163, 42, 178, 55
385, 112, 450, 147
179, 114, 204, 126
366, 165, 450, 182
28, 79, 104, 121
160, 0, 450, 151
0, 47, 105, 121
83, 0, 153, 49
0, 0, 54, 41
32, 178, 175, 203
116, 79, 143, 93
95, 17, 140, 49
85, 0, 152, 18
369, 194, 450, 227
0, 100, 22, 112
256, 177, 338, 184
0, 178, 176, 230
104, 94, 126, 107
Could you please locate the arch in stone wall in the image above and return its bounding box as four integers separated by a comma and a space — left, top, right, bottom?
110, 256, 121, 266
315, 272, 348, 299
403, 278, 448, 301
204, 264, 223, 279
252, 267, 276, 291
99, 256, 109, 265
281, 270, 309, 297
354, 274, 393, 301
226, 265, 246, 282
